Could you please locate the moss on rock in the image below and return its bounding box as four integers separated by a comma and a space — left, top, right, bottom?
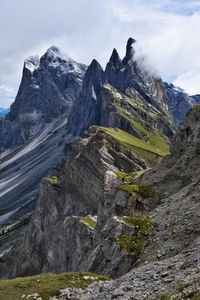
77, 217, 96, 229
43, 176, 58, 185
120, 184, 155, 198
117, 234, 144, 256
116, 217, 157, 256
117, 217, 157, 234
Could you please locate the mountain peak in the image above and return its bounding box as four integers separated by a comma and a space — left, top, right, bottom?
88, 59, 103, 73
109, 48, 121, 65
123, 37, 136, 64
40, 46, 73, 67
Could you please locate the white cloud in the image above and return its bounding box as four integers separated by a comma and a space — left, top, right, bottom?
1, 0, 200, 106
0, 84, 16, 108
174, 71, 200, 95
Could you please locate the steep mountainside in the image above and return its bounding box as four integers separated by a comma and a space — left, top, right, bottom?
164, 82, 200, 127
0, 117, 27, 153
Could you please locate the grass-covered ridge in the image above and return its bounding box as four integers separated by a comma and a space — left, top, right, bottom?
0, 272, 111, 300
76, 216, 96, 229
114, 104, 170, 154
100, 127, 168, 166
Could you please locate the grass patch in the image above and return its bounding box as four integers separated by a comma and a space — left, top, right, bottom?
0, 272, 111, 300
117, 217, 157, 234
43, 176, 58, 185
116, 171, 136, 183
77, 217, 96, 229
120, 184, 155, 198
117, 234, 144, 256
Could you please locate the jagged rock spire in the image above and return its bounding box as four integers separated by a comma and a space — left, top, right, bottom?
82, 58, 104, 101
122, 37, 136, 64
87, 59, 103, 74
105, 48, 121, 73
108, 48, 121, 69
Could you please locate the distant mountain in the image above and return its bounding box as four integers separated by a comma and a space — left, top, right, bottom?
164, 82, 200, 127
0, 108, 10, 117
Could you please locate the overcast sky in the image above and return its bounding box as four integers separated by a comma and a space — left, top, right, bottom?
1, 0, 200, 108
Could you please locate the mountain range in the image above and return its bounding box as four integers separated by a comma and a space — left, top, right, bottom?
0, 38, 200, 299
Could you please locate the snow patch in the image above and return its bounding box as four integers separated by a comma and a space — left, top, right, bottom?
92, 86, 97, 100
24, 56, 40, 73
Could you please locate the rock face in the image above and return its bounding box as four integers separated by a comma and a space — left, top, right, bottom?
164, 82, 200, 128
6, 47, 85, 136
0, 117, 27, 153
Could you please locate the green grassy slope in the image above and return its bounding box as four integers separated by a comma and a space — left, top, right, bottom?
0, 272, 111, 300
100, 127, 169, 166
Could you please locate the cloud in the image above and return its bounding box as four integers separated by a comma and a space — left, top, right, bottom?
1, 0, 200, 106
174, 71, 200, 95
0, 84, 16, 108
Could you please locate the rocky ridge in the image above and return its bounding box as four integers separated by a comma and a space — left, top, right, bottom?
41, 104, 200, 299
